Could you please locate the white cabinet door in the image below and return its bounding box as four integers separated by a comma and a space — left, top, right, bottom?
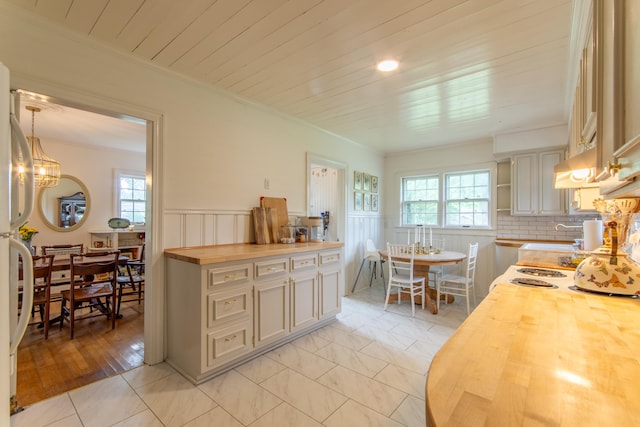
512, 150, 565, 215
512, 153, 537, 215
538, 150, 565, 215
290, 272, 318, 332
319, 267, 341, 319
254, 278, 290, 348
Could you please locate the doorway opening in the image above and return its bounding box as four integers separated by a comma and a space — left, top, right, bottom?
306, 153, 346, 292
13, 90, 153, 407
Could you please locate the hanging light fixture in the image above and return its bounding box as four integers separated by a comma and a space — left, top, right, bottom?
25, 105, 60, 187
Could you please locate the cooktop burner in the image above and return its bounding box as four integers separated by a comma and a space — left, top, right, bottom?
508, 277, 558, 288
516, 267, 567, 278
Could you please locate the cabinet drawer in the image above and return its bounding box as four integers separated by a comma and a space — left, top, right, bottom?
207, 286, 252, 328
290, 254, 317, 271
255, 258, 288, 279
206, 321, 252, 367
319, 251, 341, 266
207, 263, 252, 288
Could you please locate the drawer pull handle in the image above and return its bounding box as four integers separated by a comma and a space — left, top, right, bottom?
267, 267, 275, 271
224, 299, 237, 305
224, 274, 235, 280
225, 335, 237, 342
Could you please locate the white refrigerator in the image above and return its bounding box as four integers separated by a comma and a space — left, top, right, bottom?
1, 62, 36, 419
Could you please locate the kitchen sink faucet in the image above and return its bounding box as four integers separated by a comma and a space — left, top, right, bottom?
554, 223, 582, 232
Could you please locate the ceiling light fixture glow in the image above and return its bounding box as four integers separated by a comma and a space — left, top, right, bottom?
377, 59, 399, 72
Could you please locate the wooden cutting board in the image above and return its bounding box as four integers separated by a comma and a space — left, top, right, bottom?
252, 207, 271, 244
260, 196, 289, 231
266, 208, 279, 242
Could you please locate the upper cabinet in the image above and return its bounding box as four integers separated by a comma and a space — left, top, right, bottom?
568, 1, 598, 158
512, 150, 566, 216
582, 0, 640, 196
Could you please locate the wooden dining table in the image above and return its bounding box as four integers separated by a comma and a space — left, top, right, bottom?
379, 249, 467, 314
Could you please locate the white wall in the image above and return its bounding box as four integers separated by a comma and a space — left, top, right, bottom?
383, 138, 498, 299
0, 2, 384, 288
26, 138, 145, 249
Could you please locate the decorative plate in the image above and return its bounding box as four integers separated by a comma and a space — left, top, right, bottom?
107, 217, 131, 230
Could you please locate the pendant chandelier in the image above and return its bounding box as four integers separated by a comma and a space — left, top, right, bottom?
26, 105, 60, 188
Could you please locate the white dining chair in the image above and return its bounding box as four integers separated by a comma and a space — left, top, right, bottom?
436, 242, 479, 315
351, 239, 385, 293
384, 242, 425, 317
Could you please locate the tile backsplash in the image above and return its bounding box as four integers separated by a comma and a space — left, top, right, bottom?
496, 212, 600, 241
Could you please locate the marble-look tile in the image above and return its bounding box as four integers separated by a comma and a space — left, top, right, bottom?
407, 330, 451, 355
314, 342, 387, 378
135, 372, 216, 427
198, 369, 281, 425
360, 341, 430, 375
317, 366, 406, 416
183, 406, 244, 427
406, 339, 443, 362
260, 369, 347, 423
121, 362, 176, 389
391, 395, 427, 427
290, 332, 331, 353
354, 325, 417, 350
69, 375, 148, 427
387, 321, 435, 342
111, 409, 164, 427
323, 399, 404, 427
312, 325, 373, 351
248, 402, 323, 427
332, 311, 396, 333
10, 393, 76, 427
45, 414, 84, 427
265, 343, 335, 379
235, 354, 287, 383
374, 364, 426, 399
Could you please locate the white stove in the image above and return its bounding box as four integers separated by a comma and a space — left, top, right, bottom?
490, 264, 575, 292
492, 264, 640, 300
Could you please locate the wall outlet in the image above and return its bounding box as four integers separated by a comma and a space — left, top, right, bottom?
264, 178, 270, 189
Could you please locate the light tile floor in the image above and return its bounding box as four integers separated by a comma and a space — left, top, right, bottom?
10, 283, 468, 427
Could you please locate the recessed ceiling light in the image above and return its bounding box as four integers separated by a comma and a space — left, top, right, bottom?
377, 59, 399, 72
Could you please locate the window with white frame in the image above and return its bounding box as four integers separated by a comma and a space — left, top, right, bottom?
116, 171, 146, 224
444, 171, 489, 227
401, 169, 490, 227
401, 175, 439, 225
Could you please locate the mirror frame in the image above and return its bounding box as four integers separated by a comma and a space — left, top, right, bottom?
38, 174, 91, 232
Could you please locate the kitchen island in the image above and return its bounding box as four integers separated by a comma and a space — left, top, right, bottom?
165, 242, 344, 384
425, 282, 640, 426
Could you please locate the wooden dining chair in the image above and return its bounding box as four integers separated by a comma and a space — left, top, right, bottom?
384, 242, 426, 317
60, 250, 120, 339
116, 260, 145, 317
41, 243, 84, 257
19, 255, 55, 339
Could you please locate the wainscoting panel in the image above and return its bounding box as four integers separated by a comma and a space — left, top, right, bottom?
164, 210, 385, 298
164, 210, 258, 248
347, 214, 385, 294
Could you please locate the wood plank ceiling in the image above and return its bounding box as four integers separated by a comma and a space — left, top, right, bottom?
8, 0, 573, 153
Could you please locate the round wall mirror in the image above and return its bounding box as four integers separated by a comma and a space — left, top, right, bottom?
38, 175, 91, 232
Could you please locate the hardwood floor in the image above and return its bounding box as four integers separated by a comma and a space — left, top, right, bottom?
15, 299, 144, 408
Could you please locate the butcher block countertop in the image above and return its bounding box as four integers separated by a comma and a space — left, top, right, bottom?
425, 283, 640, 426
495, 238, 574, 247
164, 242, 344, 265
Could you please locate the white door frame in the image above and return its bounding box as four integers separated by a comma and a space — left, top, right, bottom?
9, 73, 165, 365
306, 153, 347, 243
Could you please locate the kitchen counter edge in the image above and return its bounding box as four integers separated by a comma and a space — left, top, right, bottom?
164, 242, 344, 265
495, 238, 574, 247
